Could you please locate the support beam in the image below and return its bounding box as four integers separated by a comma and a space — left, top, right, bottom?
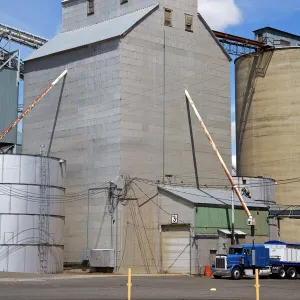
0, 23, 48, 49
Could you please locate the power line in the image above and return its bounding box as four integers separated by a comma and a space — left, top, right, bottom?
132, 185, 158, 272
0, 183, 108, 203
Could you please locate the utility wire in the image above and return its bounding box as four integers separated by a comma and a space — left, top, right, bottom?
132, 185, 158, 272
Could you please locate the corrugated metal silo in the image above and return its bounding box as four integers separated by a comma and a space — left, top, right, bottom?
0, 68, 18, 146
0, 154, 66, 273
235, 47, 300, 242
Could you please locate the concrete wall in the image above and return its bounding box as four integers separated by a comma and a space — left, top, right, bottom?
118, 2, 230, 273
23, 0, 230, 267
236, 48, 300, 243
23, 40, 121, 263
119, 4, 231, 185
62, 0, 156, 32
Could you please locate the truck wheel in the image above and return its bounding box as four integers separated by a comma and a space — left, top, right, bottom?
278, 267, 286, 279
287, 267, 297, 279
231, 267, 242, 280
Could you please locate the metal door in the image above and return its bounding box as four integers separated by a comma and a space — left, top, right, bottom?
161, 225, 190, 274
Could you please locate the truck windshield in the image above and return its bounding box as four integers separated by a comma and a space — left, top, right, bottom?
229, 248, 243, 255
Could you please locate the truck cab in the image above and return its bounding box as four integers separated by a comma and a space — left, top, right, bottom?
212, 244, 270, 280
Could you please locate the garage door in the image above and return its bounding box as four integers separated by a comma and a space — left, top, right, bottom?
162, 225, 190, 274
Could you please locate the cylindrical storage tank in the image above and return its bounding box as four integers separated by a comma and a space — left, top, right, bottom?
235, 47, 300, 243
0, 67, 18, 146
0, 154, 66, 273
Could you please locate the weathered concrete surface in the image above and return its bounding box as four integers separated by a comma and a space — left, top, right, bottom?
236, 48, 300, 242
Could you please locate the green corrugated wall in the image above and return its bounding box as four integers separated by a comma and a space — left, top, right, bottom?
0, 68, 18, 144
195, 207, 269, 236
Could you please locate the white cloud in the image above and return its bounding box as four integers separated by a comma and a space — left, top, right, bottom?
231, 121, 236, 150
198, 0, 242, 31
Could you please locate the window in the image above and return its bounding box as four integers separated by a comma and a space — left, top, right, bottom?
229, 248, 243, 255
185, 14, 193, 32
280, 39, 291, 46
87, 0, 94, 15
243, 249, 251, 255
243, 179, 247, 184
164, 8, 172, 26
257, 33, 263, 42
120, 0, 128, 4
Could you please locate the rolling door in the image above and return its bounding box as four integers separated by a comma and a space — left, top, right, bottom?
162, 225, 190, 274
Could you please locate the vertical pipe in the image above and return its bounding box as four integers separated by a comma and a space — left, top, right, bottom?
162, 27, 166, 183
189, 228, 192, 275
277, 218, 281, 241
127, 268, 132, 300
185, 95, 200, 189
87, 190, 90, 250
231, 187, 235, 245
115, 196, 119, 272
17, 50, 20, 86
255, 268, 260, 300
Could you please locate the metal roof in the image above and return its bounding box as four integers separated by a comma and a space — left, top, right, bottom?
265, 240, 300, 247
158, 186, 268, 209
253, 27, 300, 39
218, 229, 246, 236
25, 4, 158, 61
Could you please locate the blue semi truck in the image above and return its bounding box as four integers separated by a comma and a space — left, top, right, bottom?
212, 241, 300, 280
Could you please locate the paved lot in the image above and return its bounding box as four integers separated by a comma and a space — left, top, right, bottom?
0, 273, 299, 300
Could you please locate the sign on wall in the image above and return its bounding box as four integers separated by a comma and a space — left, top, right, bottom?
171, 214, 178, 224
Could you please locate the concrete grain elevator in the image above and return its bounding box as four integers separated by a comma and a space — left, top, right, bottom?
236, 29, 300, 242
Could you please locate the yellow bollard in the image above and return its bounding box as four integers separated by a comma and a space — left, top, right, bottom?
255, 269, 260, 300
127, 268, 132, 300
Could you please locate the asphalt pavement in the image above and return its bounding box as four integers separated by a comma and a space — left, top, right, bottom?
0, 273, 299, 300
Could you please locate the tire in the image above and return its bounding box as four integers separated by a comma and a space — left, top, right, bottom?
231, 267, 242, 280
287, 267, 297, 279
213, 275, 222, 279
277, 267, 286, 279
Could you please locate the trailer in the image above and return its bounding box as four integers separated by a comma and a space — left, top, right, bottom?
212, 240, 300, 280
265, 241, 300, 279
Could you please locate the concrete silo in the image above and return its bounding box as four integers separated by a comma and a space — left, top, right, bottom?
235, 47, 300, 242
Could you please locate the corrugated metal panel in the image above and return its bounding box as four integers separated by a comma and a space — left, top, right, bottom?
218, 229, 246, 235
0, 68, 18, 145
25, 4, 158, 61
159, 186, 268, 209
195, 207, 269, 236
162, 226, 190, 274
0, 155, 66, 273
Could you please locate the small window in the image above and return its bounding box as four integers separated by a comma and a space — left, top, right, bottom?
243, 179, 247, 184
120, 0, 128, 4
87, 0, 95, 15
280, 39, 291, 46
257, 33, 263, 42
185, 14, 193, 32
164, 8, 172, 26
243, 249, 251, 255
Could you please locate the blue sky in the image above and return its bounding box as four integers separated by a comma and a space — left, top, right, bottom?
1, 0, 299, 165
